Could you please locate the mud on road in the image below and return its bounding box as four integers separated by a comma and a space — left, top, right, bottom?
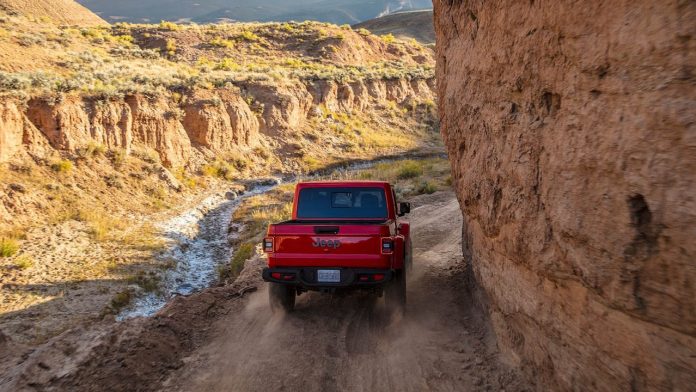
0, 191, 528, 392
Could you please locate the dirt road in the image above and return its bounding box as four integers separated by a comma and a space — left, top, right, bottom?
0, 191, 527, 391
161, 191, 526, 392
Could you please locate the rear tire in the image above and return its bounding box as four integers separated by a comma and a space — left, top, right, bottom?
269, 283, 296, 313
385, 239, 411, 316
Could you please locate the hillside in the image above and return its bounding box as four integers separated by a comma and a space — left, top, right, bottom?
0, 7, 438, 345
353, 10, 435, 44
0, 0, 106, 26
76, 0, 433, 25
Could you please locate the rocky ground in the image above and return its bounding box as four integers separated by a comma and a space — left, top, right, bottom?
0, 191, 530, 391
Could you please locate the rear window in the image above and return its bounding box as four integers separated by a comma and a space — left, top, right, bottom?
296, 187, 388, 219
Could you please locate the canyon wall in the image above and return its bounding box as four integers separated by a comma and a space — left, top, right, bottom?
0, 76, 434, 167
434, 0, 695, 390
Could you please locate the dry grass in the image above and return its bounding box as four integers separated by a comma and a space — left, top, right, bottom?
13, 255, 33, 269
0, 14, 433, 97
0, 237, 19, 257
50, 159, 73, 173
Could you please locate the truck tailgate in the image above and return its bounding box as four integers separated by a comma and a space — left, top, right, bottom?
267, 223, 392, 269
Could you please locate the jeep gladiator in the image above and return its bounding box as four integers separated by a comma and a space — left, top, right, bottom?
262, 181, 412, 312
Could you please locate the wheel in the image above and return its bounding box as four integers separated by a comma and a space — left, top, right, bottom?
269, 283, 296, 313
385, 239, 411, 316
404, 239, 413, 274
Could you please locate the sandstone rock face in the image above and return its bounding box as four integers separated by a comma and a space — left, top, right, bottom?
0, 75, 434, 166
0, 102, 25, 161
87, 101, 133, 154
126, 95, 191, 168
218, 90, 259, 147
183, 90, 260, 152
27, 97, 92, 151
243, 82, 314, 136
434, 0, 695, 390
183, 93, 238, 151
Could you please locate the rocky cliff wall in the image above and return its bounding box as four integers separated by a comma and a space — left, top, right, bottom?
0, 76, 434, 167
434, 0, 695, 390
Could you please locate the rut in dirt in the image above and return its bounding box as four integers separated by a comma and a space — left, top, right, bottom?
161, 192, 528, 392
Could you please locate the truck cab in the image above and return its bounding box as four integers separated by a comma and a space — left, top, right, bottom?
262, 181, 411, 313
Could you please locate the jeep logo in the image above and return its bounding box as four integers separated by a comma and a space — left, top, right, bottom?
312, 238, 341, 249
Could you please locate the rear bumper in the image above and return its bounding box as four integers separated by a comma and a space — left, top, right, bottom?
262, 267, 393, 289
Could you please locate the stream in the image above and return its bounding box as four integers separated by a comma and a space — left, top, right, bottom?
118, 152, 445, 319
118, 181, 279, 320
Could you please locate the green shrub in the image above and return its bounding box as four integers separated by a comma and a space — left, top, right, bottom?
165, 39, 177, 56
231, 242, 255, 274
0, 238, 19, 257
79, 142, 106, 158
201, 160, 235, 180
218, 242, 256, 281
158, 21, 181, 31
417, 181, 437, 195
381, 33, 396, 44
50, 159, 73, 173
210, 37, 234, 48
238, 30, 260, 42
397, 160, 423, 179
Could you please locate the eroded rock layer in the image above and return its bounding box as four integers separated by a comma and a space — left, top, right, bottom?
1, 76, 433, 167
434, 0, 695, 390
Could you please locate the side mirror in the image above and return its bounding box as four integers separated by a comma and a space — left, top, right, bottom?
398, 202, 411, 217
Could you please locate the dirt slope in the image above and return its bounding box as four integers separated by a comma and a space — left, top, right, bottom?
161, 192, 526, 391
0, 0, 106, 25
0, 192, 528, 391
434, 0, 696, 390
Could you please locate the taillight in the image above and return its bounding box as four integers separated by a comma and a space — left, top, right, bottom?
381, 238, 394, 254
373, 274, 385, 281
270, 272, 295, 281
263, 238, 274, 253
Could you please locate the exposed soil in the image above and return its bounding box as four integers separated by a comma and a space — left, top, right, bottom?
0, 191, 528, 391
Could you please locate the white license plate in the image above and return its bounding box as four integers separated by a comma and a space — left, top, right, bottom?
317, 269, 341, 283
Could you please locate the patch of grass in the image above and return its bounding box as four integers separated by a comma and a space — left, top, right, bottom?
201, 160, 237, 180
381, 33, 396, 44
109, 148, 128, 168
164, 38, 177, 56
127, 271, 160, 292
158, 21, 181, 31
110, 290, 132, 311
13, 255, 33, 270
210, 37, 234, 48
0, 237, 19, 257
76, 209, 127, 242
397, 160, 423, 179
78, 141, 106, 158
219, 242, 258, 281
238, 30, 260, 42
416, 181, 438, 195
50, 159, 73, 173
117, 222, 166, 252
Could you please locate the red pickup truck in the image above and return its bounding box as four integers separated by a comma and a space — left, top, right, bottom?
262, 181, 412, 313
